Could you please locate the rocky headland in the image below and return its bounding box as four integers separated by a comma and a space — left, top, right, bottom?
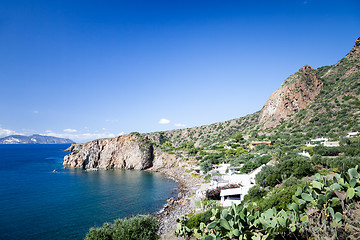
63, 134, 153, 170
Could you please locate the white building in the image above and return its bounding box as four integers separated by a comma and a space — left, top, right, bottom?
212, 163, 231, 174
323, 141, 340, 147
346, 132, 360, 138
306, 137, 329, 146
221, 188, 243, 207
298, 151, 311, 158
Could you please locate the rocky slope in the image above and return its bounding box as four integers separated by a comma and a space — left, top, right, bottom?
63, 134, 153, 170
270, 36, 360, 136
64, 36, 360, 169
0, 134, 75, 144
145, 112, 260, 148
146, 37, 359, 147
258, 65, 323, 129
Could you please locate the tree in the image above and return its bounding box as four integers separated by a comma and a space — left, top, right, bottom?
233, 133, 244, 143
200, 161, 213, 173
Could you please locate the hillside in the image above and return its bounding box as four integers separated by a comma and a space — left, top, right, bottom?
65, 36, 360, 167
69, 36, 360, 240
266, 36, 360, 138
145, 36, 360, 148
145, 112, 260, 148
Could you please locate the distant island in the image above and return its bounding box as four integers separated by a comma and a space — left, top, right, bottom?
0, 134, 75, 144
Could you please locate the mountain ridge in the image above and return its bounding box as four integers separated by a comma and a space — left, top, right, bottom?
0, 134, 75, 144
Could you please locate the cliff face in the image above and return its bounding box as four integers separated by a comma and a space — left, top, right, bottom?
63, 134, 153, 170
258, 65, 323, 129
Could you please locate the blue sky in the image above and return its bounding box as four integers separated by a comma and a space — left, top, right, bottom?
0, 0, 359, 143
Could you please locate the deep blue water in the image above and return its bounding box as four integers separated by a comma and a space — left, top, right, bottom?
0, 144, 178, 240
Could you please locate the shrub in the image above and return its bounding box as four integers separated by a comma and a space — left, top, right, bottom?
264, 173, 282, 187
240, 161, 261, 173
185, 210, 213, 229
255, 165, 277, 187
85, 215, 158, 240
200, 161, 212, 173
278, 156, 315, 179
282, 176, 302, 187
257, 184, 303, 211
328, 156, 360, 172
243, 185, 266, 202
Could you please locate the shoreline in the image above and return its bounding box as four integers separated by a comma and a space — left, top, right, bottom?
147, 164, 204, 236
63, 144, 204, 236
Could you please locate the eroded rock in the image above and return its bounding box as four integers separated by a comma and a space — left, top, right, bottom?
63, 134, 153, 170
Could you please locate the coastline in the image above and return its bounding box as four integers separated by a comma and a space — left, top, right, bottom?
147, 156, 204, 236
63, 144, 204, 236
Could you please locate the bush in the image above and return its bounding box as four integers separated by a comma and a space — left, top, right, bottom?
240, 161, 261, 173
313, 146, 343, 156
185, 210, 213, 229
282, 176, 302, 187
278, 156, 315, 178
264, 173, 282, 187
243, 185, 266, 202
85, 215, 159, 240
200, 161, 212, 173
257, 184, 302, 211
255, 165, 277, 187
328, 156, 360, 172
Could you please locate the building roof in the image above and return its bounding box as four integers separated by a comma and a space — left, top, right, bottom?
220, 188, 242, 196
250, 141, 272, 144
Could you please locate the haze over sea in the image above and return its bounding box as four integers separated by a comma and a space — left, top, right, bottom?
0, 144, 178, 240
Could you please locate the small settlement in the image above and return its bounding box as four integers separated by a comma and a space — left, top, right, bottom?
189, 132, 355, 208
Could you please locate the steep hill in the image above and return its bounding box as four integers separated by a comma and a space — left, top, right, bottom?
64, 35, 360, 169
267, 36, 360, 138
145, 112, 260, 147
146, 36, 360, 146
258, 65, 323, 129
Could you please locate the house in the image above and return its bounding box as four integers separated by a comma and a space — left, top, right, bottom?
298, 151, 311, 158
305, 137, 340, 147
323, 141, 340, 147
220, 188, 243, 207
306, 137, 329, 146
346, 132, 360, 138
212, 163, 231, 174
210, 175, 230, 188
247, 141, 273, 149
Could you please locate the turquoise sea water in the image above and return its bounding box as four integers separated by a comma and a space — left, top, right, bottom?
0, 144, 178, 240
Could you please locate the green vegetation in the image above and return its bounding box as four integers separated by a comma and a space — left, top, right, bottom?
86, 39, 360, 240
85, 215, 159, 240
176, 167, 360, 240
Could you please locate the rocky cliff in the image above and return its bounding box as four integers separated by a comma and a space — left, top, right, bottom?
258, 65, 323, 129
63, 134, 153, 170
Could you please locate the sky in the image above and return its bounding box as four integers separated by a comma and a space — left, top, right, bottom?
0, 0, 359, 143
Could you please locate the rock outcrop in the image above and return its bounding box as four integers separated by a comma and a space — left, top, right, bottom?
63, 134, 153, 170
64, 143, 83, 153
355, 36, 360, 47
258, 65, 323, 129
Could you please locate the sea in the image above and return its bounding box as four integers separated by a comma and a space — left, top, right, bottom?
0, 144, 179, 240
